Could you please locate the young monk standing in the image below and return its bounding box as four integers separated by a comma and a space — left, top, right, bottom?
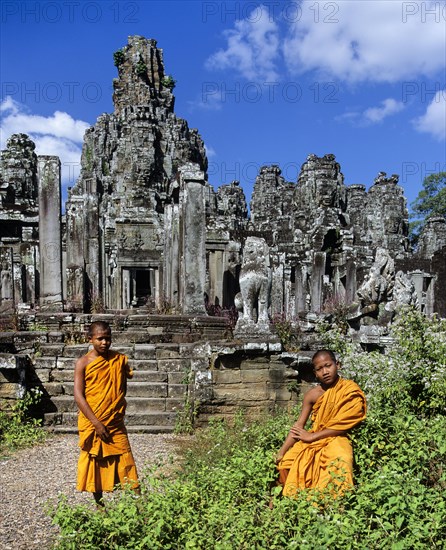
276, 349, 366, 497
74, 321, 139, 506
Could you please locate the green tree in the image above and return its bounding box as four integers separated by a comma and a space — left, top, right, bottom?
410, 172, 446, 244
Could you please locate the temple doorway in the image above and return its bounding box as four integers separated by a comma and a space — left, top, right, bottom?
122, 267, 157, 308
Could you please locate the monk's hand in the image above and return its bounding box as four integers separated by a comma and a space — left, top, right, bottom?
275, 452, 284, 464
94, 421, 109, 440
290, 426, 313, 443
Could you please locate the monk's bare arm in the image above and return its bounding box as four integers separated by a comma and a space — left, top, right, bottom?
293, 392, 364, 443
293, 427, 347, 443
73, 356, 109, 439
275, 387, 321, 462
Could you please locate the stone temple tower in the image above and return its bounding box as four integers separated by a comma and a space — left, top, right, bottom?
65, 36, 208, 311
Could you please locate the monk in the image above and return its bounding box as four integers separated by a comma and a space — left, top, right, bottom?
74, 321, 139, 506
276, 349, 366, 497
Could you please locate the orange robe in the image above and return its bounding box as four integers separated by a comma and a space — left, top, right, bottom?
76, 351, 139, 493
278, 377, 366, 497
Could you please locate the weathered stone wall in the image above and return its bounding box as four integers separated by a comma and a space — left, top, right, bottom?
0, 353, 29, 403
0, 314, 315, 431
1, 36, 444, 326
196, 343, 313, 425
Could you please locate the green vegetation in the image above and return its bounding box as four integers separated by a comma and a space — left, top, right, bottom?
51, 307, 446, 548
271, 313, 300, 352
84, 145, 93, 171
135, 60, 148, 77
410, 171, 446, 245
161, 75, 176, 91
0, 388, 47, 457
113, 49, 125, 67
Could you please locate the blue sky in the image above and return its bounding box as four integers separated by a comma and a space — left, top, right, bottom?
1, 0, 445, 211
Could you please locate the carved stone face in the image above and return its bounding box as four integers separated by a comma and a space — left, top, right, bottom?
316, 180, 336, 207
244, 240, 259, 262
242, 237, 266, 266
295, 214, 306, 230
385, 217, 400, 234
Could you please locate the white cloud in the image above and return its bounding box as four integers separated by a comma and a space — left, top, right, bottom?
0, 97, 90, 197
207, 1, 445, 84
0, 96, 20, 115
205, 4, 280, 80
0, 97, 89, 142
363, 98, 405, 123
336, 98, 405, 126
413, 91, 446, 140
205, 144, 217, 159
283, 0, 446, 83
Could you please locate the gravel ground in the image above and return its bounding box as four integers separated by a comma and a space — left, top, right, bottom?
0, 433, 187, 550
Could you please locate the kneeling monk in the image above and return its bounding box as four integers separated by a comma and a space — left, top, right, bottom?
276, 349, 366, 497
74, 321, 139, 506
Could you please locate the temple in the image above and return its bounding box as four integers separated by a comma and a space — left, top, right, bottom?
1, 38, 444, 320
1, 36, 445, 429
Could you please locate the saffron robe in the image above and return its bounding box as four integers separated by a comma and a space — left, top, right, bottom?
76, 351, 139, 493
278, 377, 366, 497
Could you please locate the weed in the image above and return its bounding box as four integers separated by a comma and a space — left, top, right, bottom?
322, 295, 351, 335
89, 292, 106, 314
28, 321, 49, 332
0, 388, 47, 456
64, 329, 88, 345
161, 75, 176, 90
271, 313, 300, 352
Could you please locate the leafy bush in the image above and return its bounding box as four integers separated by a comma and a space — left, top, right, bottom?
51, 309, 446, 548
0, 388, 47, 456
341, 307, 446, 417
271, 313, 300, 351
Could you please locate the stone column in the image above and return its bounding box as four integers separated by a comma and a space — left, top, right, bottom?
65, 195, 86, 311
164, 202, 180, 308
122, 268, 131, 309
208, 250, 224, 306
270, 257, 284, 317
311, 252, 326, 313
38, 156, 63, 310
178, 164, 206, 315
295, 265, 307, 314
345, 258, 357, 304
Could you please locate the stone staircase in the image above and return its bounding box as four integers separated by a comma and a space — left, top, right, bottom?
0, 312, 230, 432
37, 342, 193, 434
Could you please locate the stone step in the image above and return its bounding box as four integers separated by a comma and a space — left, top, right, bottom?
132, 345, 157, 359
47, 395, 185, 414
128, 359, 159, 370
126, 411, 177, 426
44, 410, 177, 429
111, 331, 152, 344
39, 343, 66, 355
61, 344, 90, 358
45, 381, 187, 399
43, 369, 185, 386
131, 370, 167, 382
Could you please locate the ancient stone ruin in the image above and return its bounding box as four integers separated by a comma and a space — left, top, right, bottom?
1, 36, 445, 430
